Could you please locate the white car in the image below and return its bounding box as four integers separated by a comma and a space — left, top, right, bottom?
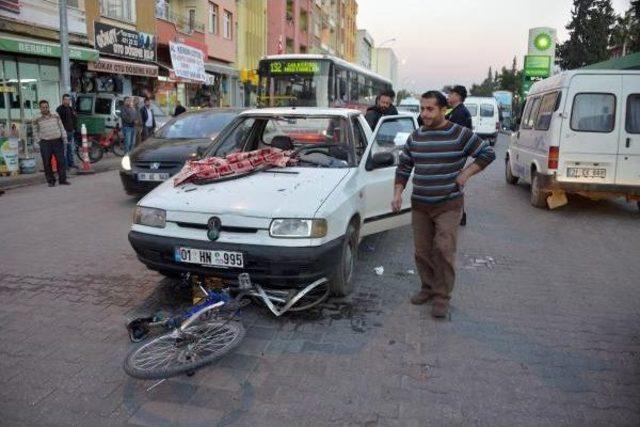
128, 108, 418, 296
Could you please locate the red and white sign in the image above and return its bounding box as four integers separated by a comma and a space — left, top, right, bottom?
88, 58, 158, 77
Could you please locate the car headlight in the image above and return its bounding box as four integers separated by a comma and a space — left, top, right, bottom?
269, 219, 327, 238
133, 206, 166, 228
121, 155, 131, 171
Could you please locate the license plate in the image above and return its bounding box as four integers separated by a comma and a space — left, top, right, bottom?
137, 172, 169, 182
174, 247, 244, 268
566, 167, 606, 179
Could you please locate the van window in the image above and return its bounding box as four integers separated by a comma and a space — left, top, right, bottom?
626, 94, 640, 134
522, 97, 541, 129
95, 98, 112, 115
466, 104, 478, 116
77, 97, 93, 114
570, 93, 616, 133
535, 92, 559, 131
480, 104, 494, 117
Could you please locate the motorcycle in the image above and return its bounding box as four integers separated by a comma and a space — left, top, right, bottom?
74, 125, 125, 164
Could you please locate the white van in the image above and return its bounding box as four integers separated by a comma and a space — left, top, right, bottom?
505, 70, 640, 210
464, 96, 500, 144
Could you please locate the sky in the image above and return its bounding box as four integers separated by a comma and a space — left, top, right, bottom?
356, 0, 632, 92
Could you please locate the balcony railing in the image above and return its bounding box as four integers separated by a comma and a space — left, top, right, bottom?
156, 5, 205, 34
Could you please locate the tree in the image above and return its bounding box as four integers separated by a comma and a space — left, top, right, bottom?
557, 0, 616, 69
610, 10, 635, 57
470, 66, 498, 96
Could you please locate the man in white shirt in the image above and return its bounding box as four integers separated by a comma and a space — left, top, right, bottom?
140, 97, 156, 141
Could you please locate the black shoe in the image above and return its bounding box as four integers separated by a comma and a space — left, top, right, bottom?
59, 181, 71, 185
460, 212, 467, 226
48, 182, 56, 187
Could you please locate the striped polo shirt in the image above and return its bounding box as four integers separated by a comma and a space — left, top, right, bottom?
395, 122, 496, 205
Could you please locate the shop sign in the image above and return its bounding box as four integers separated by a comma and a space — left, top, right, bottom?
88, 58, 158, 77
524, 55, 551, 78
94, 22, 156, 62
169, 42, 207, 83
0, 35, 99, 61
268, 60, 321, 74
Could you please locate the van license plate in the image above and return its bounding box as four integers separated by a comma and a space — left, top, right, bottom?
174, 247, 244, 268
138, 172, 169, 181
566, 167, 606, 179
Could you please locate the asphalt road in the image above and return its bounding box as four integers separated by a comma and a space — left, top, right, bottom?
1, 134, 639, 426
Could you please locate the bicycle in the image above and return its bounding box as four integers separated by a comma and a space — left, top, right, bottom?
123, 273, 329, 380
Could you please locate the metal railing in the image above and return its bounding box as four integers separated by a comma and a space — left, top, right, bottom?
156, 4, 205, 34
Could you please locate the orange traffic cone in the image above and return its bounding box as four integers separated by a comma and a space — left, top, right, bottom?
76, 124, 95, 175
51, 154, 58, 172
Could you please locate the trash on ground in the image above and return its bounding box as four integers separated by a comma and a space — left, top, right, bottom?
374, 266, 384, 276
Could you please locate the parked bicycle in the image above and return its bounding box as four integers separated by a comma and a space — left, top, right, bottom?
124, 273, 328, 380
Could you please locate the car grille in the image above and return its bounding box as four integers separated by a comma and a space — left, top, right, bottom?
134, 161, 182, 170
175, 221, 260, 234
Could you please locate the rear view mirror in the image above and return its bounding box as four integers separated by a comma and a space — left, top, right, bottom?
371, 151, 395, 169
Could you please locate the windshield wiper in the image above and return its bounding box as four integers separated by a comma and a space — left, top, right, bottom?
262, 168, 299, 174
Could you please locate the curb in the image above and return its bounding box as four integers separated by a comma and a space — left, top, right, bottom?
0, 156, 122, 191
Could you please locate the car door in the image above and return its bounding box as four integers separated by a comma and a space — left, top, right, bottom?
558, 74, 621, 185
615, 75, 640, 186
359, 115, 418, 237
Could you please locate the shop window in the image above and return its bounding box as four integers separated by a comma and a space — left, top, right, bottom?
208, 2, 218, 34
100, 0, 136, 23
223, 10, 232, 39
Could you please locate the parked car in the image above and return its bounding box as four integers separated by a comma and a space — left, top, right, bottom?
398, 97, 420, 114
128, 108, 419, 296
119, 108, 244, 196
506, 69, 640, 210
464, 96, 500, 145
76, 93, 169, 131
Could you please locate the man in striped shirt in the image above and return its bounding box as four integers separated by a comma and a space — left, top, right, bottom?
392, 91, 495, 319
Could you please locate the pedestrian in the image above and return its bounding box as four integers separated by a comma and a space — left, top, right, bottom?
445, 85, 473, 226
392, 91, 495, 319
120, 97, 136, 154
56, 94, 77, 169
140, 97, 156, 141
34, 100, 71, 187
174, 100, 186, 117
365, 89, 398, 130
133, 97, 143, 148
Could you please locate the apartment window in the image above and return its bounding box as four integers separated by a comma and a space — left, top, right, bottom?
100, 0, 136, 22
68, 0, 79, 7
208, 2, 218, 34
223, 10, 232, 39
188, 8, 196, 32
300, 10, 308, 32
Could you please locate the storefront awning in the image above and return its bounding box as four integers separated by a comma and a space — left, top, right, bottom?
204, 62, 239, 78
0, 33, 99, 62
88, 58, 158, 77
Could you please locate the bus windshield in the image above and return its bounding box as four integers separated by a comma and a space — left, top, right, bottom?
259, 59, 330, 108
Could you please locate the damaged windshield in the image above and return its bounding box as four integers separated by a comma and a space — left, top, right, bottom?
212, 115, 354, 168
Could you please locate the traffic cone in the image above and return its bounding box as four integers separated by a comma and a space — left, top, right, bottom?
76, 124, 94, 175
51, 153, 58, 172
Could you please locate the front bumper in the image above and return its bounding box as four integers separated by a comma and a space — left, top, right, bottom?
128, 231, 344, 287
120, 170, 164, 196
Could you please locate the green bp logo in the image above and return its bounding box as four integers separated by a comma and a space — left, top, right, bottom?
534, 33, 552, 51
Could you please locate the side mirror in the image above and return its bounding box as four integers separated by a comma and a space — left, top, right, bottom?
371, 151, 395, 169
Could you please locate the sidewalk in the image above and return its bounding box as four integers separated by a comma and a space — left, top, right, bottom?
0, 154, 122, 191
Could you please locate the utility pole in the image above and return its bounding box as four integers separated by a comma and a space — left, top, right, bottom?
59, 0, 71, 96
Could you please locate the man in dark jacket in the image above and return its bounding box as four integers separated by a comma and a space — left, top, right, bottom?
446, 85, 473, 226
365, 89, 398, 130
140, 97, 156, 141
173, 100, 186, 116
56, 94, 77, 168
120, 97, 137, 153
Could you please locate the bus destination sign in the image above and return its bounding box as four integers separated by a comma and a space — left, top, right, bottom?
269, 61, 320, 74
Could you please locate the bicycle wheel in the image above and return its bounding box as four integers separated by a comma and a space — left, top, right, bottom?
123, 320, 245, 380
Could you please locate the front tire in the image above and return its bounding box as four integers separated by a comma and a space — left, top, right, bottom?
505, 155, 518, 185
329, 222, 359, 297
75, 140, 103, 163
530, 171, 549, 209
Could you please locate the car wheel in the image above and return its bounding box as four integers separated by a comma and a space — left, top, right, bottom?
530, 171, 549, 209
329, 222, 359, 297
505, 155, 518, 185
158, 269, 182, 279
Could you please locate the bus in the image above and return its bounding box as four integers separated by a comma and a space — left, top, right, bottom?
492, 90, 514, 129
257, 54, 393, 110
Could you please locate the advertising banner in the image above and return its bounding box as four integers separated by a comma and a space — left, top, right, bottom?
94, 22, 156, 62
169, 42, 207, 83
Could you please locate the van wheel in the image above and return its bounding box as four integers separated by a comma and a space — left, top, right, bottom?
530, 171, 549, 209
505, 155, 518, 185
330, 222, 359, 297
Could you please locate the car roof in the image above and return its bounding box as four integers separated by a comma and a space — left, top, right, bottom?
239, 107, 362, 117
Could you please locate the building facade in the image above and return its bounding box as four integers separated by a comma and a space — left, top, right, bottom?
373, 47, 398, 89
310, 0, 356, 61
0, 0, 97, 153
267, 0, 312, 55
236, 0, 267, 106
355, 29, 373, 69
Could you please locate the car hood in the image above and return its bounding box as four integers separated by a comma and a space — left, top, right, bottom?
140, 167, 353, 218
131, 137, 213, 162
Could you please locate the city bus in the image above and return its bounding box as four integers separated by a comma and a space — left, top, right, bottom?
257, 54, 393, 110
